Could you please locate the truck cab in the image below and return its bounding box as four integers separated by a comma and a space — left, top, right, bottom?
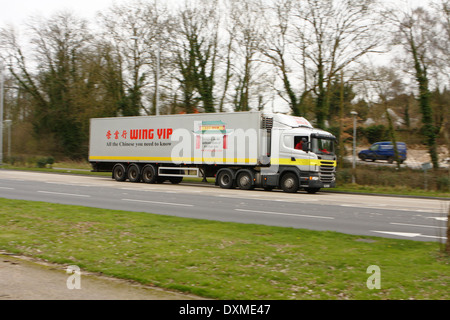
262, 114, 337, 193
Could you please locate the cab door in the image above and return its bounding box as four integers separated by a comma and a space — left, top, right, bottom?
281, 134, 311, 171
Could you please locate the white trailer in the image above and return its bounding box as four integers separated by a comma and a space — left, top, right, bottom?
89, 111, 337, 193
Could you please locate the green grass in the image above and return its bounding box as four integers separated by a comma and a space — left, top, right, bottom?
0, 198, 448, 300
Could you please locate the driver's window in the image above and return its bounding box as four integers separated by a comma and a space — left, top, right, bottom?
294, 136, 308, 151
370, 144, 379, 151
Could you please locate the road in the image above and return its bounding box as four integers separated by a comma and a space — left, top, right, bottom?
0, 169, 448, 242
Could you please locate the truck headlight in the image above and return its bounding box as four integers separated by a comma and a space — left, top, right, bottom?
309, 176, 320, 181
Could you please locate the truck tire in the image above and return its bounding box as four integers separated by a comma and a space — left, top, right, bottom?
280, 172, 299, 193
142, 165, 158, 184
236, 171, 254, 190
218, 170, 235, 189
113, 164, 127, 182
127, 164, 141, 183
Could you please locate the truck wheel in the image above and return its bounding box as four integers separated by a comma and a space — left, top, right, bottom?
237, 171, 254, 190
113, 164, 127, 182
280, 173, 299, 193
127, 164, 141, 183
305, 188, 320, 194
218, 171, 235, 189
142, 165, 158, 184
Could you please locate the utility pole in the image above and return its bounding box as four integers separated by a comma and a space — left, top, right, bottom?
351, 110, 358, 184
155, 45, 160, 116
0, 61, 4, 165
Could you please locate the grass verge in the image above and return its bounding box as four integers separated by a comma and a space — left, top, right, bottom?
0, 198, 448, 300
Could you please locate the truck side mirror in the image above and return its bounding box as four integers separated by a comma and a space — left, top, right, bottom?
302, 142, 311, 153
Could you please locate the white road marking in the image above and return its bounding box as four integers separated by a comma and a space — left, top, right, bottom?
45, 182, 93, 187
371, 231, 447, 240
122, 198, 194, 207
339, 204, 437, 213
235, 209, 334, 220
426, 217, 448, 222
0, 187, 15, 190
390, 222, 446, 229
37, 191, 90, 198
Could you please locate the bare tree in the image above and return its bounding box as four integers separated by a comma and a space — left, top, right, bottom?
227, 0, 266, 112
0, 12, 106, 158
384, 4, 440, 169
98, 0, 170, 116
432, 0, 450, 159
173, 0, 220, 113
260, 0, 305, 116
292, 0, 382, 128
362, 66, 406, 168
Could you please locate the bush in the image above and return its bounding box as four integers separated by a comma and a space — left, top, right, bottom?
336, 168, 352, 184
436, 176, 450, 192
362, 125, 389, 144
337, 161, 450, 192
36, 156, 55, 168
5, 156, 25, 166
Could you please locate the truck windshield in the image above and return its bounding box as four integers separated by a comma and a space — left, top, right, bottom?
312, 138, 335, 155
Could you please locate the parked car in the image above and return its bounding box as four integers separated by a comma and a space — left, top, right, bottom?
358, 142, 407, 164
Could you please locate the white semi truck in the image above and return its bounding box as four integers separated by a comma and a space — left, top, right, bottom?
89, 111, 337, 193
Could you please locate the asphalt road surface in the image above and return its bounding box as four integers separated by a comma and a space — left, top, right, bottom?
0, 169, 448, 242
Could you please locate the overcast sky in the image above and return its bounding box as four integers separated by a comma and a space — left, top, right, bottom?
0, 0, 122, 26
0, 0, 433, 27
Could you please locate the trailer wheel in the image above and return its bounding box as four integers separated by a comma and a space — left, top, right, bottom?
142, 165, 158, 184
127, 164, 141, 183
280, 172, 299, 193
217, 170, 235, 189
113, 164, 127, 182
237, 171, 254, 190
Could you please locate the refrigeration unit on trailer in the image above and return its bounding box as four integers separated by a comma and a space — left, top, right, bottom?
89, 111, 337, 193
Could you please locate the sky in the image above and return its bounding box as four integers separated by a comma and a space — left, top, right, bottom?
0, 0, 433, 27
0, 0, 121, 26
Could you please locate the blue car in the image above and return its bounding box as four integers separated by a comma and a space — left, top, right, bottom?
358, 142, 407, 164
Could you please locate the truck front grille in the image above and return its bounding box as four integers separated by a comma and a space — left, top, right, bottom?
319, 161, 335, 183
